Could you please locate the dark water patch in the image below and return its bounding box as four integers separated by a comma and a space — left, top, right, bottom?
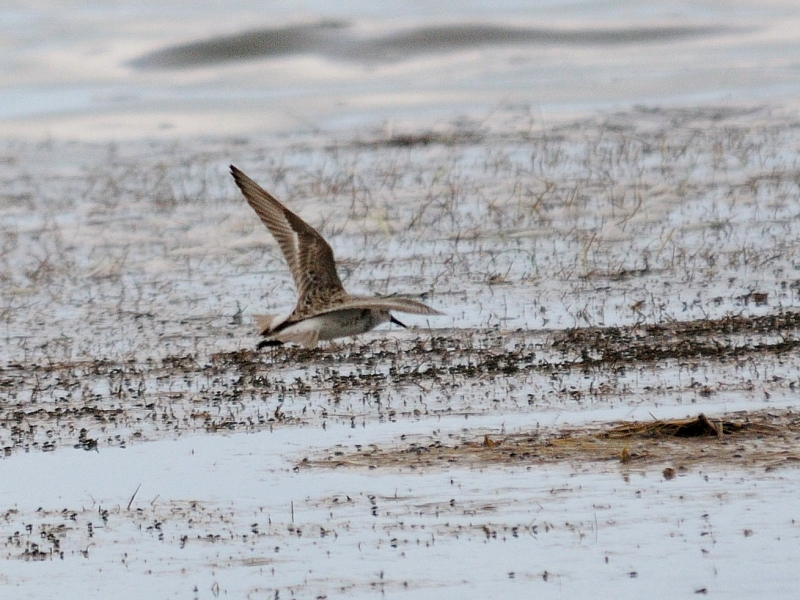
129, 21, 348, 69
130, 22, 730, 70
357, 129, 485, 149
356, 24, 727, 62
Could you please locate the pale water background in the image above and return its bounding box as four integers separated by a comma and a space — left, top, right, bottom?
3, 0, 800, 139
3, 3, 800, 599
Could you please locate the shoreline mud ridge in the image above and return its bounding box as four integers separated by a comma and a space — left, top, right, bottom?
310, 408, 800, 472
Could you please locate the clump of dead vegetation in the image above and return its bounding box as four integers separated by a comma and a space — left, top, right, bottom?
553, 311, 800, 364
309, 410, 800, 472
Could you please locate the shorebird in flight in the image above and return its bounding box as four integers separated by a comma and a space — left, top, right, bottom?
230, 165, 442, 349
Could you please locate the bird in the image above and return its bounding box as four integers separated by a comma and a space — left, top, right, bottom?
230, 165, 442, 349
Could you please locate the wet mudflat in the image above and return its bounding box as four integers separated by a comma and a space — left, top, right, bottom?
2, 106, 800, 598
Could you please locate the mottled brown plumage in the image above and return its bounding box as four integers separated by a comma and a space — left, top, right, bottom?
230, 165, 442, 347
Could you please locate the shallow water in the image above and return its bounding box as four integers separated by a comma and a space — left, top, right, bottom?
3, 1, 800, 139
2, 3, 800, 597
2, 107, 800, 597
3, 425, 800, 599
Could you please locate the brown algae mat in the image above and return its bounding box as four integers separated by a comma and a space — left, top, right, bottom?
309, 410, 800, 472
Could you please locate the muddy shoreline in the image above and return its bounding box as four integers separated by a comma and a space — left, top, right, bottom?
3, 308, 800, 457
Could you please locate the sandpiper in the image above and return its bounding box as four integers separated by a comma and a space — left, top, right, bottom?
230, 165, 442, 349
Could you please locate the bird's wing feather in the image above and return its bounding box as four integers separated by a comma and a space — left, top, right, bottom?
311, 295, 443, 317
230, 165, 346, 313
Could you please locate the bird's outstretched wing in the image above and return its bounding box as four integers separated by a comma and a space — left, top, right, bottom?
230, 165, 347, 315
311, 295, 443, 317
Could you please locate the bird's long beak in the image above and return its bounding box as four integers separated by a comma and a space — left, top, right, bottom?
390, 315, 407, 328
